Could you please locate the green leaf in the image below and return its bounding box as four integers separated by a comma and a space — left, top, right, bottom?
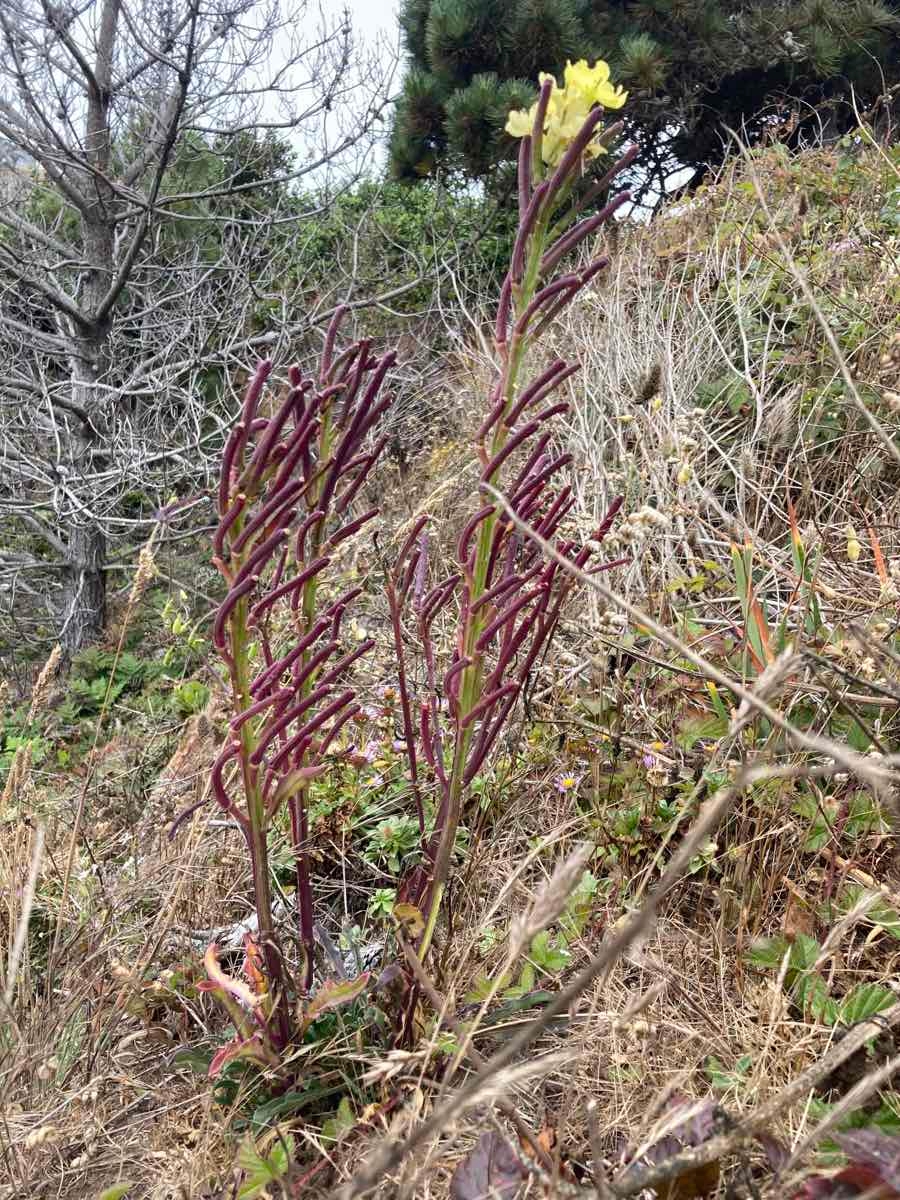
675, 713, 727, 751
528, 930, 570, 974
172, 1047, 214, 1075
237, 1133, 292, 1198
747, 936, 790, 970
321, 1096, 355, 1144
789, 933, 821, 973
839, 983, 895, 1025
251, 1089, 326, 1132
98, 1187, 133, 1200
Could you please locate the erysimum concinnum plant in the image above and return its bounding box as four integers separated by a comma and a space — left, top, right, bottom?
390, 63, 635, 953
174, 312, 397, 1068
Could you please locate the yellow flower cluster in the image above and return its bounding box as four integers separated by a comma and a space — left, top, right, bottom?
505, 59, 627, 166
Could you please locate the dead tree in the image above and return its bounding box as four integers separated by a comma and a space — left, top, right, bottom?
0, 0, 393, 653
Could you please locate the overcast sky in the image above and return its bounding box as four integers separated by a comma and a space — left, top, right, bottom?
322, 0, 400, 50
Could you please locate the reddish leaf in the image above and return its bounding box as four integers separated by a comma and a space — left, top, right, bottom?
303, 973, 370, 1026
834, 1130, 900, 1191
450, 1132, 527, 1200
793, 1164, 899, 1198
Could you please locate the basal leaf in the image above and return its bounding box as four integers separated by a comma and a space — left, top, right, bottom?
450, 1132, 527, 1200
839, 983, 895, 1026
304, 973, 370, 1025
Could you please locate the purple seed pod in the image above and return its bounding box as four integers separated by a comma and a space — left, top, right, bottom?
442, 655, 472, 697
328, 507, 379, 548
249, 617, 331, 697
266, 731, 314, 782
213, 577, 256, 649
250, 684, 336, 766
211, 741, 242, 815
292, 688, 356, 746
494, 274, 513, 348
575, 143, 639, 214
289, 639, 342, 692
240, 359, 273, 428
335, 434, 389, 514
544, 105, 606, 199
395, 514, 430, 573
324, 586, 364, 639
250, 556, 331, 623
317, 639, 375, 689
419, 703, 437, 769
233, 526, 289, 589
231, 480, 305, 555
320, 305, 348, 386
510, 181, 550, 283
413, 531, 429, 611
513, 276, 579, 336
471, 564, 542, 615
540, 195, 627, 276
481, 404, 569, 484
460, 683, 519, 730
213, 493, 247, 558
421, 574, 461, 628
588, 555, 630, 575
230, 688, 294, 732
530, 259, 611, 342
245, 390, 301, 484
270, 413, 321, 495
295, 510, 326, 563
502, 359, 570, 427
535, 485, 573, 538
512, 454, 573, 508
474, 585, 546, 652
318, 705, 360, 758
269, 545, 289, 595
218, 424, 247, 515
457, 505, 495, 565
592, 495, 624, 542
508, 433, 553, 497
530, 76, 554, 177
477, 379, 508, 442
517, 135, 532, 218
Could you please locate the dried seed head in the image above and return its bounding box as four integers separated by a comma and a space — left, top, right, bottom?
729, 646, 798, 736
27, 644, 61, 724
129, 536, 157, 606
509, 841, 593, 961
1, 742, 32, 810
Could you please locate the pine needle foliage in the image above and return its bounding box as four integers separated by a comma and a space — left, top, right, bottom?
389, 0, 900, 207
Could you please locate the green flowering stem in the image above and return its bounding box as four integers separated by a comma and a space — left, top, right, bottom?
413, 76, 632, 961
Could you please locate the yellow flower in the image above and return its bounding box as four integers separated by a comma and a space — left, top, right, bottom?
505, 103, 538, 139
564, 59, 628, 110
505, 59, 627, 166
